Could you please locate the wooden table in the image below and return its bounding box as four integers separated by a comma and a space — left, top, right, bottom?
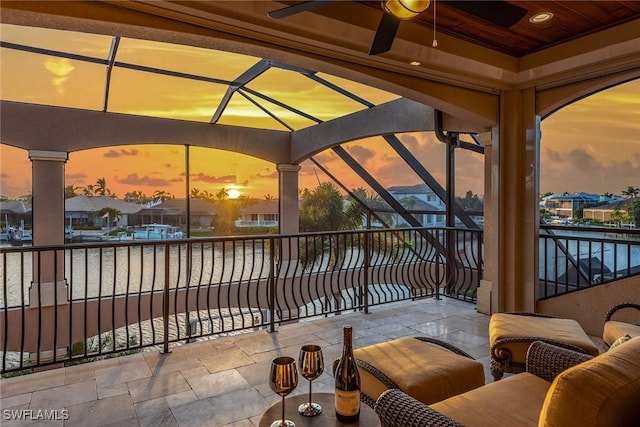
259, 392, 380, 427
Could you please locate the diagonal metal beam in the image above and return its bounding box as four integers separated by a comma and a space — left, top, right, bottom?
242, 86, 321, 124
383, 135, 479, 229
0, 41, 107, 64
332, 146, 447, 255
332, 146, 420, 228
237, 89, 294, 131
304, 73, 375, 107
103, 36, 120, 112
309, 157, 392, 229
210, 59, 271, 123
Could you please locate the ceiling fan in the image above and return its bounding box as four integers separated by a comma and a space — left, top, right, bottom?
268, 0, 528, 55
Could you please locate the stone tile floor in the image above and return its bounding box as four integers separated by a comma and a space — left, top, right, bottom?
0, 297, 586, 426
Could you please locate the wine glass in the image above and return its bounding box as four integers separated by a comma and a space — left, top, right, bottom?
297, 344, 324, 416
269, 356, 299, 427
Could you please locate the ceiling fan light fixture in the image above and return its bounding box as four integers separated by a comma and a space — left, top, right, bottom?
383, 0, 430, 20
529, 12, 554, 24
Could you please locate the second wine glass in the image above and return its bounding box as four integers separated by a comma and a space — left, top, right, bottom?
297, 344, 324, 417
269, 356, 298, 427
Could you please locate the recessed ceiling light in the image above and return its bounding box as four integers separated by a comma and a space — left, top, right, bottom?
410, 60, 421, 66
529, 12, 554, 24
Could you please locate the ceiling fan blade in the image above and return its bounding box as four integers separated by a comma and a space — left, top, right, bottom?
268, 1, 336, 19
440, 0, 527, 28
369, 13, 401, 55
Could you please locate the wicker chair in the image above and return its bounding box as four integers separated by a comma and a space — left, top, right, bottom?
375, 341, 592, 427
375, 338, 640, 427
603, 302, 640, 347
489, 311, 599, 380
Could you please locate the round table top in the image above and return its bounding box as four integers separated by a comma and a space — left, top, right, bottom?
259, 392, 380, 427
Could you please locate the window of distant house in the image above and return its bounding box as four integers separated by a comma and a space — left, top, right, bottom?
264, 214, 277, 221
250, 214, 258, 221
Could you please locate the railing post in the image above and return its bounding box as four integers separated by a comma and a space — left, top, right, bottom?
477, 230, 483, 282
363, 216, 371, 314
435, 229, 442, 300
162, 242, 171, 353
268, 236, 276, 333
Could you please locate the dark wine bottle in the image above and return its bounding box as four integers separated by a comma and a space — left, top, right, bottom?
334, 325, 360, 423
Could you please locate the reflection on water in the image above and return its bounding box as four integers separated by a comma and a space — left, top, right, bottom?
539, 230, 640, 282
0, 242, 271, 308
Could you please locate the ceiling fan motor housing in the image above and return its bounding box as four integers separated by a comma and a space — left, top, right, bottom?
383, 0, 431, 20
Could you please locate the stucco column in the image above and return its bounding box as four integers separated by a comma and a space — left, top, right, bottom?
489, 89, 540, 313
29, 150, 68, 307
277, 164, 301, 234
476, 131, 493, 314
277, 164, 300, 278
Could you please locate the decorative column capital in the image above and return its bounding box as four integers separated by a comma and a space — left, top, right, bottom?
277, 163, 301, 173
29, 150, 68, 162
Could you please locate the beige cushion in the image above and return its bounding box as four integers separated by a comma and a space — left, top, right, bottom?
432, 373, 550, 427
603, 320, 640, 347
490, 313, 600, 365
539, 336, 640, 427
354, 337, 485, 405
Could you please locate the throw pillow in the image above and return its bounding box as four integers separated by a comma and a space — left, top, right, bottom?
610, 334, 632, 350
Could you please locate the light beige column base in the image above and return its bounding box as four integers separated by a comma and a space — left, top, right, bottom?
29, 280, 69, 307
476, 279, 493, 314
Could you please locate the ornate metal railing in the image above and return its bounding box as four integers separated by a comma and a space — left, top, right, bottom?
539, 225, 640, 299
0, 227, 482, 373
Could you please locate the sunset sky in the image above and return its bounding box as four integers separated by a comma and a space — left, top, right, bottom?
0, 24, 639, 202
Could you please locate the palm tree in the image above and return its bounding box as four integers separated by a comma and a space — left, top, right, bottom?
621, 186, 639, 198
95, 207, 122, 229
630, 199, 640, 228
264, 193, 276, 201
65, 184, 80, 199
343, 188, 370, 230
153, 189, 173, 201
84, 177, 116, 197
610, 206, 623, 226
124, 190, 148, 203
216, 187, 229, 201
95, 177, 108, 196
190, 187, 202, 198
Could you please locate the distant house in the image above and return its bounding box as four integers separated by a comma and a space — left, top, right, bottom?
543, 192, 620, 218
387, 184, 445, 227
131, 198, 218, 228
235, 200, 279, 228
583, 199, 636, 225
64, 195, 142, 227
0, 200, 32, 228
65, 195, 142, 227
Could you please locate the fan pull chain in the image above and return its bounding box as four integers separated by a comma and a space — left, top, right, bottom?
432, 0, 438, 47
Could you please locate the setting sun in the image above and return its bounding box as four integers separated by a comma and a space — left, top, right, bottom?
228, 189, 241, 199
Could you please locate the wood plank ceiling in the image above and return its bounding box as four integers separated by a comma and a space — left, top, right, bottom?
347, 1, 640, 57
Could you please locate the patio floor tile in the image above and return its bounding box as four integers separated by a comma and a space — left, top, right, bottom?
1, 298, 491, 426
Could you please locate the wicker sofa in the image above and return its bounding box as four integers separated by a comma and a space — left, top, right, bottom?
375, 337, 640, 427
603, 302, 640, 347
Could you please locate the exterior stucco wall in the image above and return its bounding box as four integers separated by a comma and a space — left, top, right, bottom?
537, 275, 640, 337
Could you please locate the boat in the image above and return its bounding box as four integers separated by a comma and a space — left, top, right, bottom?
132, 224, 184, 240
7, 225, 32, 246
5, 219, 32, 246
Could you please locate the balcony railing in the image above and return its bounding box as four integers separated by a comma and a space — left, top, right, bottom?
0, 227, 482, 373
539, 225, 640, 298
